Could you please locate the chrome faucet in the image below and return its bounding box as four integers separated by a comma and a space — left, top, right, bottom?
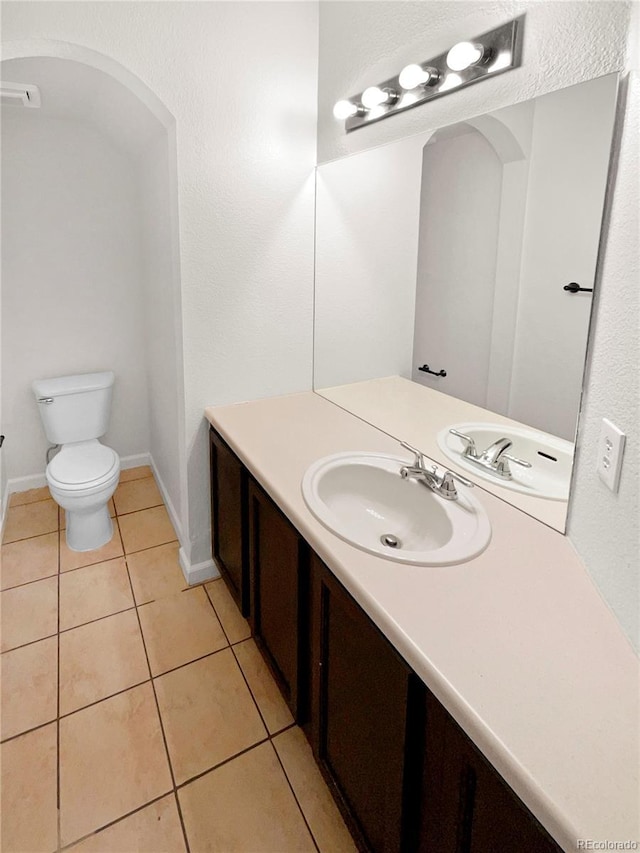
399, 442, 474, 501
449, 429, 532, 480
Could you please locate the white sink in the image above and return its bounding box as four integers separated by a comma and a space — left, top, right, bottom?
437, 423, 574, 501
302, 452, 491, 565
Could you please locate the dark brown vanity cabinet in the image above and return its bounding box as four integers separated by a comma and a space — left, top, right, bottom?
309, 553, 423, 853
209, 429, 249, 614
209, 426, 563, 853
248, 478, 309, 721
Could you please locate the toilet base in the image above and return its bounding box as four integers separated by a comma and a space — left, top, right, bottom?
65, 504, 113, 552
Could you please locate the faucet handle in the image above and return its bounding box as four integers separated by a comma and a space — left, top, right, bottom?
502, 453, 532, 469
400, 441, 425, 469
439, 469, 474, 499
449, 428, 477, 458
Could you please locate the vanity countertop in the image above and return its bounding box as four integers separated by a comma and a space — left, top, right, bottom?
204, 391, 639, 851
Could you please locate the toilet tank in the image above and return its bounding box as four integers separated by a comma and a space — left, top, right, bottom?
32, 371, 115, 444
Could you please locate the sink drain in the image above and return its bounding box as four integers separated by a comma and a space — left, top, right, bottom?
380, 534, 401, 549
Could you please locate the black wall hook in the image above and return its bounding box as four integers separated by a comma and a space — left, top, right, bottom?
418, 364, 447, 377
563, 282, 593, 294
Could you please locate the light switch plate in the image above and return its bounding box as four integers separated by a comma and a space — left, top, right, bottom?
597, 418, 626, 492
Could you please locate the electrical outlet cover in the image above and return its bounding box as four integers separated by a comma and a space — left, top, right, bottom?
597, 418, 626, 493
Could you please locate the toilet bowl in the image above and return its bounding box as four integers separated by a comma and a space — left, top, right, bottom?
47, 440, 120, 551
33, 370, 121, 552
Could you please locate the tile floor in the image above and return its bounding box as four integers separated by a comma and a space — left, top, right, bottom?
1, 467, 356, 853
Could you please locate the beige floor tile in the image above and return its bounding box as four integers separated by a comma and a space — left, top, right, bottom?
274, 727, 358, 853
60, 609, 149, 715
179, 741, 316, 852
60, 557, 134, 631
118, 506, 176, 554
60, 683, 173, 846
234, 638, 294, 734
1, 636, 58, 740
114, 476, 163, 516
60, 525, 124, 572
1, 531, 59, 590
61, 499, 115, 530
1, 576, 58, 652
119, 465, 152, 483
67, 794, 186, 853
3, 499, 59, 544
138, 587, 227, 675
127, 542, 187, 605
205, 578, 251, 644
1, 723, 58, 853
9, 486, 51, 507
155, 648, 267, 785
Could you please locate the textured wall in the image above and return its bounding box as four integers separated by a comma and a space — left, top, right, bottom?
1, 113, 150, 480
318, 1, 638, 650
2, 2, 319, 566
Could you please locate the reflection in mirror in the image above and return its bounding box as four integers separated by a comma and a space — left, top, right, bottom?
313, 75, 618, 533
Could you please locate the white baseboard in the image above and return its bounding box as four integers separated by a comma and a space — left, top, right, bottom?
148, 455, 183, 548
179, 547, 220, 586
120, 453, 151, 471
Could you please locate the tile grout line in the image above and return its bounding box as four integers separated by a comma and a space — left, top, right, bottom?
56, 791, 173, 853
119, 515, 192, 853
57, 526, 62, 853
270, 739, 322, 853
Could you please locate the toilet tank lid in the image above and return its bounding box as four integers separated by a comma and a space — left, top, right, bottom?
32, 371, 115, 399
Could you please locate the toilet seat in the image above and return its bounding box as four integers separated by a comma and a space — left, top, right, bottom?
47, 442, 119, 492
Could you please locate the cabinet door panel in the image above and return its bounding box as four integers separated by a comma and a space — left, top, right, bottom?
249, 480, 307, 719
312, 554, 416, 853
419, 692, 562, 853
209, 429, 248, 614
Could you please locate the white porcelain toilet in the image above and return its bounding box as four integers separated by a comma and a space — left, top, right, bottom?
33, 371, 120, 552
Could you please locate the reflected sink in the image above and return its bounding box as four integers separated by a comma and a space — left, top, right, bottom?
302, 452, 491, 565
437, 423, 574, 501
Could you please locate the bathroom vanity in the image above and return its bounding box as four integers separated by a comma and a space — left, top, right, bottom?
206, 392, 639, 853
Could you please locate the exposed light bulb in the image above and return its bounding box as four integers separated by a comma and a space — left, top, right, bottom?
361, 86, 397, 109
446, 41, 486, 72
398, 64, 440, 91
332, 99, 359, 120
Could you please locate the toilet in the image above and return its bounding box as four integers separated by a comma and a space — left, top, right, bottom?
33, 371, 120, 552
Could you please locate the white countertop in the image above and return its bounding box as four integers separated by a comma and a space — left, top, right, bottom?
205, 391, 639, 851
318, 376, 569, 532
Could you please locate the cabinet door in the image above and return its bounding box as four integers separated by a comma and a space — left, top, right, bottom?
248, 479, 308, 720
310, 553, 423, 853
209, 428, 249, 615
419, 692, 562, 853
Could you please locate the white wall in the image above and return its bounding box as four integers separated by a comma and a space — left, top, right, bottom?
1, 111, 150, 482
318, 1, 637, 650
314, 133, 425, 389
413, 127, 503, 409
2, 1, 319, 569
138, 129, 185, 540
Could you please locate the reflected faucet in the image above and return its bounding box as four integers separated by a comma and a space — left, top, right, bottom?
449, 429, 532, 480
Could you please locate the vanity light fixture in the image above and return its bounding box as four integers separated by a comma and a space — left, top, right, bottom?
333, 16, 523, 132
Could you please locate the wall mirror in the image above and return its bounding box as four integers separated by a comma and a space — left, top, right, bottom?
313, 74, 618, 533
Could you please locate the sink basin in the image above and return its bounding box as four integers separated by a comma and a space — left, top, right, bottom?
302, 452, 491, 565
437, 423, 574, 501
